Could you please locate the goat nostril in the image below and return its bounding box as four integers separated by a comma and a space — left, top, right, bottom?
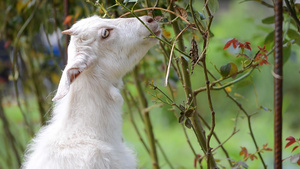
147, 17, 154, 23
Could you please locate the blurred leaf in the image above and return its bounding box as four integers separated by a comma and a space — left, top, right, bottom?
153, 10, 163, 17
174, 6, 188, 19
287, 29, 300, 40
220, 62, 238, 78
51, 73, 60, 85
63, 15, 73, 26
283, 42, 291, 64
162, 29, 171, 39
239, 147, 249, 160
290, 154, 300, 164
234, 93, 245, 99
292, 146, 299, 152
264, 30, 275, 46
220, 63, 231, 77
225, 86, 232, 93
208, 0, 219, 14
262, 16, 274, 24
16, 0, 29, 13
229, 62, 238, 78
223, 38, 239, 50
285, 136, 296, 148
197, 11, 205, 20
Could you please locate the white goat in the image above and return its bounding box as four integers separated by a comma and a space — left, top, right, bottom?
22, 15, 161, 169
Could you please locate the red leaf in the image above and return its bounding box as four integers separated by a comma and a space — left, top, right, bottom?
285, 136, 296, 148
286, 136, 296, 141
260, 59, 270, 65
223, 38, 239, 50
63, 15, 73, 26
262, 143, 273, 151
292, 146, 299, 152
240, 147, 249, 160
223, 41, 232, 50
4, 40, 11, 49
249, 154, 258, 161
244, 42, 251, 51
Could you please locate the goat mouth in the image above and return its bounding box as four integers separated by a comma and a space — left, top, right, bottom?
147, 29, 161, 38
154, 29, 162, 36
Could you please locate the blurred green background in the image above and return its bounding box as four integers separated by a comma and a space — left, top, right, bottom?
0, 0, 299, 168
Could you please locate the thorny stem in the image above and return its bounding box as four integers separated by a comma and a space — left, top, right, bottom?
132, 67, 159, 169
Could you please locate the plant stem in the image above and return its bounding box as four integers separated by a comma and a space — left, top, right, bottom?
0, 91, 21, 166
168, 2, 218, 168
122, 90, 150, 154
132, 67, 159, 169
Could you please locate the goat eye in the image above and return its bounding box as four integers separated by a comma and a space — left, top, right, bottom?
102, 29, 110, 39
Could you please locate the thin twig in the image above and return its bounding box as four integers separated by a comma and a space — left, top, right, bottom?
122, 90, 150, 154
132, 67, 159, 169
165, 25, 189, 86
0, 91, 22, 166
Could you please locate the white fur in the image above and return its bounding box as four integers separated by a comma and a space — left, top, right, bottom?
22, 15, 161, 169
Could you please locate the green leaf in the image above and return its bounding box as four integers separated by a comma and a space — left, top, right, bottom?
220, 62, 238, 78
264, 30, 275, 46
220, 63, 231, 77
208, 0, 219, 14
287, 29, 300, 40
283, 42, 291, 64
228, 62, 238, 78
197, 11, 205, 20
262, 16, 275, 24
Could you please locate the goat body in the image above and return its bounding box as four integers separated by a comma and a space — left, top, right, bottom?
22, 15, 161, 169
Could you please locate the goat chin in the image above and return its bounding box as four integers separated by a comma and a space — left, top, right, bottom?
22, 15, 161, 169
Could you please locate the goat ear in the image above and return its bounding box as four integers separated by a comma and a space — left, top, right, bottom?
52, 59, 87, 101
62, 29, 76, 35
